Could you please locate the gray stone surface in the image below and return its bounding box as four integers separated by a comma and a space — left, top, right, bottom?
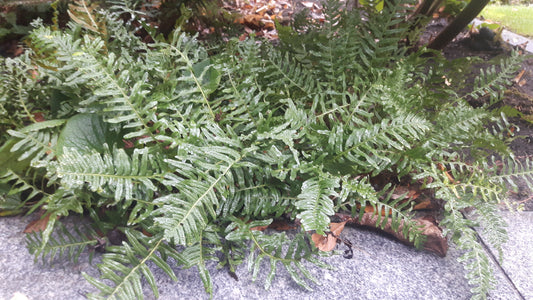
1, 211, 530, 300
479, 211, 533, 300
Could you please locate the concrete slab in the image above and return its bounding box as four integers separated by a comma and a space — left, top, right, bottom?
0, 212, 527, 300
477, 211, 533, 299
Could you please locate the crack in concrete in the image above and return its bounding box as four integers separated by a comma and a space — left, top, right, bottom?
475, 226, 527, 300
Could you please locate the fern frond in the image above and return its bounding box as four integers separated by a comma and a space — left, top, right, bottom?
488, 157, 533, 192
456, 225, 497, 300
7, 119, 65, 164
56, 147, 165, 203
466, 52, 523, 105
176, 228, 219, 296
473, 200, 508, 262
332, 113, 431, 173
345, 180, 425, 248
84, 229, 183, 300
26, 221, 99, 264
0, 55, 43, 135
0, 169, 49, 212
225, 218, 331, 291
217, 166, 290, 218
295, 177, 338, 235
153, 145, 245, 246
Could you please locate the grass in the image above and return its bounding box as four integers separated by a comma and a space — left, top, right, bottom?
480, 5, 533, 37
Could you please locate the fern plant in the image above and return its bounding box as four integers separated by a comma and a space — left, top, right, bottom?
0, 0, 531, 299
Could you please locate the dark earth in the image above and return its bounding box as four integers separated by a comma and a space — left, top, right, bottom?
422, 19, 533, 211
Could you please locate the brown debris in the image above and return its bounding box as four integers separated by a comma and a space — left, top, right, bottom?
335, 212, 448, 257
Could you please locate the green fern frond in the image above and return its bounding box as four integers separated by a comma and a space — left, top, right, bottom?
295, 177, 338, 235
84, 229, 183, 300
26, 221, 100, 264
0, 169, 49, 213
465, 52, 523, 105
332, 113, 431, 173
226, 218, 331, 291
153, 145, 245, 246
217, 166, 290, 218
176, 229, 219, 296
7, 119, 65, 164
473, 200, 508, 262
488, 157, 533, 192
56, 147, 165, 203
0, 55, 43, 135
456, 225, 497, 300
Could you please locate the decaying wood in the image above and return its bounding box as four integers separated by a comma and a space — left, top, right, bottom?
334, 212, 448, 257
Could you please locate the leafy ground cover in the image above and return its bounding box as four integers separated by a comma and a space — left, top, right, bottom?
481, 5, 533, 37
1, 1, 533, 300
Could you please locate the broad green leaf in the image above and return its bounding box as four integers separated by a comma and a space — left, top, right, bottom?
191, 59, 221, 95
56, 113, 121, 156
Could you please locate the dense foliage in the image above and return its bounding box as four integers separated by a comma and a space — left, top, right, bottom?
1, 0, 532, 299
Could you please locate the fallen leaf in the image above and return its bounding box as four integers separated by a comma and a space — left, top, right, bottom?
243, 14, 264, 29
33, 112, 46, 122
334, 212, 448, 257
312, 232, 337, 251
24, 214, 51, 233
301, 1, 315, 8
250, 225, 269, 231
392, 185, 420, 200
513, 69, 525, 84
413, 199, 434, 210
312, 221, 347, 251
268, 219, 296, 231
330, 221, 346, 236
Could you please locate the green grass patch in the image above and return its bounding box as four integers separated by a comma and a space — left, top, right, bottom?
481, 5, 533, 37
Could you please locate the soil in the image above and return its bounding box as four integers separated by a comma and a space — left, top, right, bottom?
420, 18, 533, 210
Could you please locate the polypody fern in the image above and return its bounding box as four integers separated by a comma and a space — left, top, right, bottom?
1, 0, 531, 299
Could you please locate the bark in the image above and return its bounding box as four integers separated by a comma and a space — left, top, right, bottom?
335, 212, 448, 257
414, 0, 445, 17
427, 0, 490, 50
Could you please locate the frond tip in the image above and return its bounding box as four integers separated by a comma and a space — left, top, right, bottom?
295, 178, 338, 235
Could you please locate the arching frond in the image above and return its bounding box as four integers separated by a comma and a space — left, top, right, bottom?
56, 147, 165, 203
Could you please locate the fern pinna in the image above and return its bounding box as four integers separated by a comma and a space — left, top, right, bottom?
0, 0, 531, 299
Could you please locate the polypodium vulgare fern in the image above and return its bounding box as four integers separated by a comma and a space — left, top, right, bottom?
1, 0, 531, 299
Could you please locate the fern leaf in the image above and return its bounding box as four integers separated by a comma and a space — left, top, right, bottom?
84, 229, 182, 300
56, 147, 164, 203
154, 145, 244, 245
295, 177, 338, 235
225, 218, 329, 291
26, 221, 99, 264
7, 120, 65, 163
467, 52, 523, 105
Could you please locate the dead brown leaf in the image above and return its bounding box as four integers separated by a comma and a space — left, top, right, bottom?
312, 232, 337, 251
23, 214, 51, 233
330, 221, 346, 236
513, 69, 525, 84
312, 221, 347, 251
413, 199, 435, 210
250, 224, 269, 231
268, 219, 296, 231
301, 1, 316, 8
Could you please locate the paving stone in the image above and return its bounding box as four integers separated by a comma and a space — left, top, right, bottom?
1, 212, 527, 300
